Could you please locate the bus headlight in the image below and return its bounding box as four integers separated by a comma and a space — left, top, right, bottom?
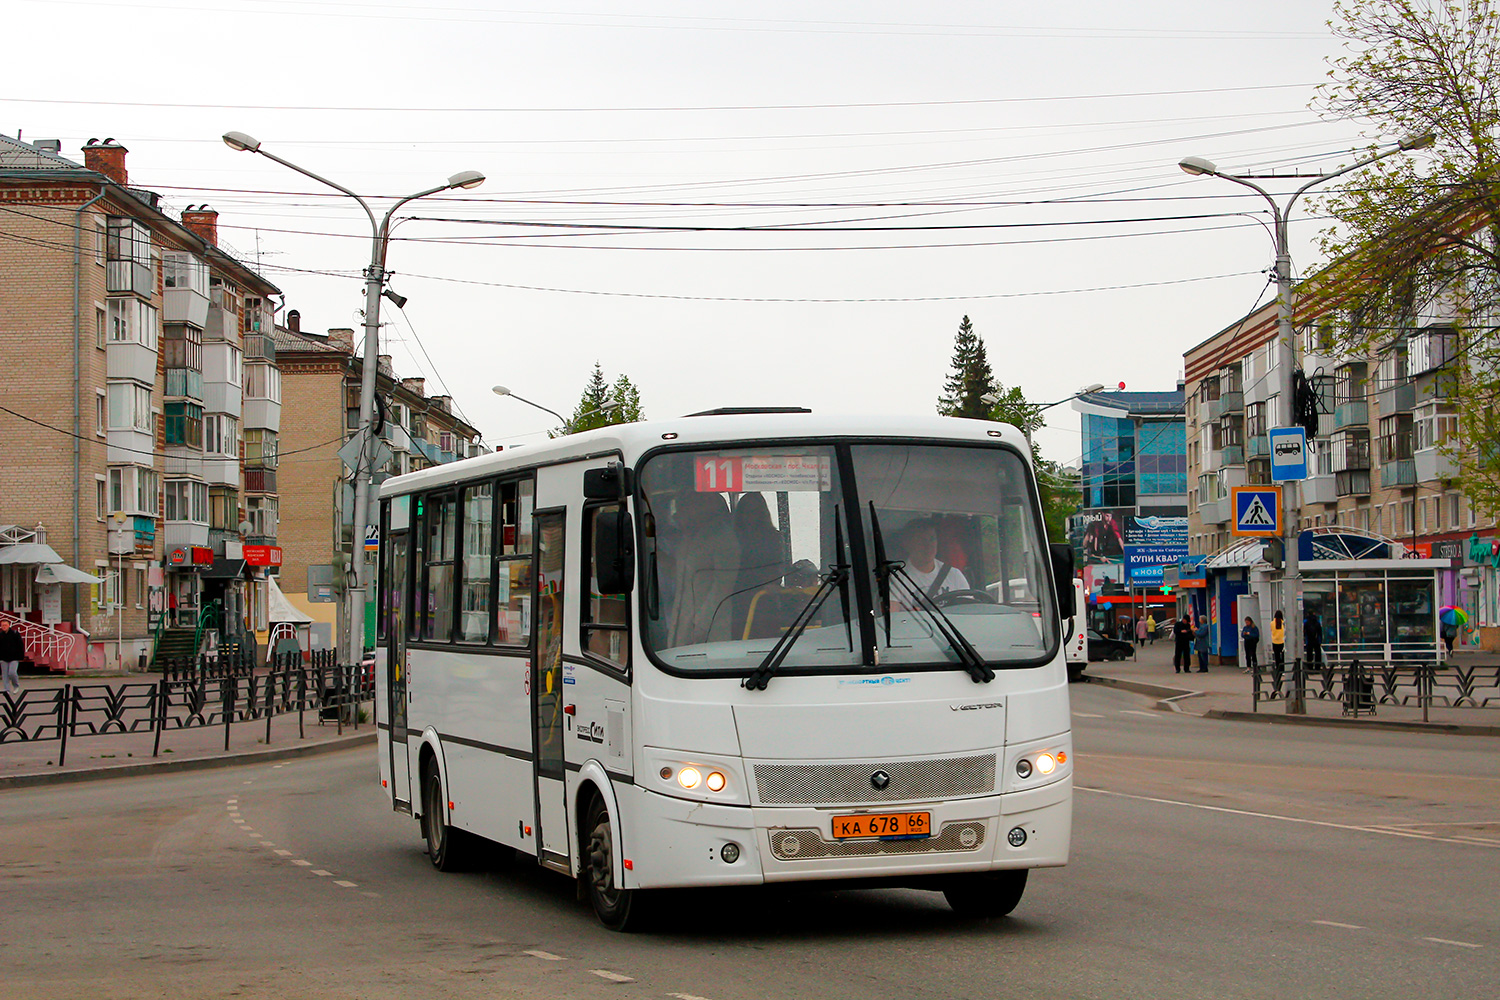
1015, 758, 1033, 779
678, 766, 702, 790
1035, 753, 1057, 776
705, 771, 726, 792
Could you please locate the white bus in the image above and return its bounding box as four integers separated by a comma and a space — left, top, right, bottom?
375, 410, 1076, 929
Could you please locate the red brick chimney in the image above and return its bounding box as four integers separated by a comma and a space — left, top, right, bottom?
327, 328, 355, 354
181, 205, 219, 247
286, 309, 300, 333
82, 138, 128, 185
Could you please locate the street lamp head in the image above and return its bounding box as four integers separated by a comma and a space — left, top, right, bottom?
222, 131, 261, 153
1079, 382, 1106, 394
980, 392, 1000, 405
1178, 155, 1217, 177
491, 385, 512, 397
1399, 131, 1436, 152
447, 169, 486, 190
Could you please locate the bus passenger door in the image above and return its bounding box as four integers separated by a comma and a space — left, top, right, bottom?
531, 509, 571, 871
386, 532, 412, 810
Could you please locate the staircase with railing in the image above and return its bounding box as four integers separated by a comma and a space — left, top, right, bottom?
0, 610, 84, 674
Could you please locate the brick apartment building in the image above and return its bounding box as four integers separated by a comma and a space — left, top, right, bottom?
0, 134, 283, 669
273, 314, 484, 652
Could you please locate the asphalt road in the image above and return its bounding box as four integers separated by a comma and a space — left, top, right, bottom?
1, 683, 1495, 1000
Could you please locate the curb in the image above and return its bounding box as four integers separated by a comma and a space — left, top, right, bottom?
1202, 709, 1500, 737
0, 731, 378, 790
1084, 674, 1200, 704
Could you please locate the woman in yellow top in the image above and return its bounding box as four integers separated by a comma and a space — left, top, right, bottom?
1145, 614, 1157, 646
1270, 610, 1286, 672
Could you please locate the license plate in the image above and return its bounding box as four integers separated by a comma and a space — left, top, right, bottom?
830, 811, 931, 840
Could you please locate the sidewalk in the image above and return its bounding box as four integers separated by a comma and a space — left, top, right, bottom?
1082, 640, 1500, 735
0, 671, 376, 788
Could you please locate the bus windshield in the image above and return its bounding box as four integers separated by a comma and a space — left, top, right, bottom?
638, 441, 1055, 675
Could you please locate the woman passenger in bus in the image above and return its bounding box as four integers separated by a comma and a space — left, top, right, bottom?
665, 491, 741, 648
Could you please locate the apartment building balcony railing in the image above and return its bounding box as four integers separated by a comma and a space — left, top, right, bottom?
163, 287, 210, 328
1198, 497, 1229, 525
1246, 435, 1271, 459
1302, 475, 1339, 506
1335, 470, 1371, 496
243, 333, 277, 362
243, 532, 277, 547
1206, 391, 1244, 422
1333, 400, 1369, 430
1376, 379, 1416, 415
1332, 433, 1372, 472
243, 468, 277, 494
165, 368, 203, 401
1380, 459, 1417, 489
106, 260, 153, 298
1219, 445, 1244, 467
1414, 447, 1459, 482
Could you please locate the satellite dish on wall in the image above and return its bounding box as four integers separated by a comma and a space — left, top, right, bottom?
237, 520, 253, 535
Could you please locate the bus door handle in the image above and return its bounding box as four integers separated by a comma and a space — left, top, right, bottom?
563, 705, 576, 715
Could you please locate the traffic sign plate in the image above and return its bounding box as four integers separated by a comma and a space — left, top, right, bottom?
1268, 427, 1308, 481
1232, 486, 1281, 536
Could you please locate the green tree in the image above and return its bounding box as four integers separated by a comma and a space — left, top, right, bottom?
1315, 0, 1500, 514
935, 315, 1078, 540
562, 363, 646, 435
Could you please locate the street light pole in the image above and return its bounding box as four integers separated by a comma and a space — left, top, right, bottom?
223, 132, 483, 664
492, 385, 627, 436
1179, 133, 1432, 712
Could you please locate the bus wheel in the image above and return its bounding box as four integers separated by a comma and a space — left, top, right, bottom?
583, 795, 647, 931
420, 755, 469, 872
943, 868, 1027, 918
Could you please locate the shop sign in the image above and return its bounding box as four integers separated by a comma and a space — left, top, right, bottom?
168, 547, 189, 566
1466, 535, 1500, 569
1432, 540, 1463, 565
243, 545, 283, 567
192, 546, 214, 566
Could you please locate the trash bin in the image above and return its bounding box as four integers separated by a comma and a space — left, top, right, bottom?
1343, 660, 1376, 716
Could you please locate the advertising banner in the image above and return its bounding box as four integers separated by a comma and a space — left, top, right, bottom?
1124, 544, 1191, 584
1124, 514, 1188, 547
1074, 508, 1129, 564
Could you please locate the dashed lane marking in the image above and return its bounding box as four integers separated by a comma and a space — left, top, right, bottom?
525, 950, 565, 961
1078, 786, 1500, 848
311, 870, 333, 877
590, 970, 634, 983
1423, 937, 1483, 949
1313, 920, 1365, 930
1120, 710, 1159, 718
334, 880, 358, 888
1072, 713, 1105, 719
290, 860, 312, 867
670, 994, 715, 1000
274, 850, 292, 856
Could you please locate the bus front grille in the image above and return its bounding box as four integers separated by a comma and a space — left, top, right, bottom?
753, 754, 995, 805
769, 821, 987, 861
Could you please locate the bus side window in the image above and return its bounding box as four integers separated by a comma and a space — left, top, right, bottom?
493, 479, 534, 645
582, 502, 630, 670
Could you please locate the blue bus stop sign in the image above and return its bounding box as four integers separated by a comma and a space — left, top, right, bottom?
1268, 426, 1308, 482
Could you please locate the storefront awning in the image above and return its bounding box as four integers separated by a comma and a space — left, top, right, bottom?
201, 556, 248, 580
0, 542, 64, 564
266, 575, 314, 623
35, 563, 105, 585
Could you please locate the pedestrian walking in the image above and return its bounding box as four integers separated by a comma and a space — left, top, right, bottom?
168, 589, 179, 628
1441, 620, 1458, 655
1145, 613, 1157, 646
1270, 610, 1285, 671
0, 619, 25, 695
1193, 616, 1210, 672
1172, 614, 1193, 673
1135, 616, 1147, 647
1241, 616, 1260, 673
1305, 612, 1324, 668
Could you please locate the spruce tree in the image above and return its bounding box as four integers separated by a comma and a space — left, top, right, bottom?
937, 316, 996, 418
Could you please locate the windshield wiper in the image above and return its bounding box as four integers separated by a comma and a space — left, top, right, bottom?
868, 502, 994, 684
742, 505, 851, 691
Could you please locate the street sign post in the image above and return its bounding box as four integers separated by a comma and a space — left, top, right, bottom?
1268, 427, 1308, 482
1232, 486, 1282, 537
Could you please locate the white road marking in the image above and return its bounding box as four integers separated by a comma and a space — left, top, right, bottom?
590, 970, 634, 983
670, 994, 715, 1000
290, 860, 312, 866
1073, 713, 1105, 719
259, 841, 274, 847
334, 880, 358, 888
273, 764, 284, 769
1423, 937, 1482, 949
1120, 710, 1159, 718
226, 799, 237, 804
1312, 920, 1365, 930
1077, 786, 1500, 848
274, 849, 292, 856
245, 831, 260, 837
311, 870, 333, 877
525, 950, 565, 961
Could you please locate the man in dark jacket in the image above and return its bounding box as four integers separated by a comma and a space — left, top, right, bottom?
1305, 613, 1324, 668
0, 619, 25, 694
1172, 615, 1193, 674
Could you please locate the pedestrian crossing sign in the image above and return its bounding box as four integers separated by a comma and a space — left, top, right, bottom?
1231, 486, 1281, 537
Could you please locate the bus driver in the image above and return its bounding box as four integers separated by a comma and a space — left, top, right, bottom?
896, 518, 969, 603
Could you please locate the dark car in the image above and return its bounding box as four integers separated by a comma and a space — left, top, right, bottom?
1087, 629, 1134, 662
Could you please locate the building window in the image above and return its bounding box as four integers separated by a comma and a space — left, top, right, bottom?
244, 363, 281, 402
1450, 494, 1461, 529
243, 429, 278, 467
96, 477, 107, 521
203, 414, 238, 457
162, 252, 209, 296
245, 496, 277, 537
107, 298, 159, 349
164, 480, 209, 523
1414, 403, 1458, 451
1378, 414, 1414, 463
163, 324, 203, 370
106, 382, 153, 432
108, 466, 159, 516
95, 306, 106, 350
164, 402, 204, 448
209, 488, 239, 531
1245, 401, 1268, 439
1402, 500, 1415, 534
95, 391, 106, 436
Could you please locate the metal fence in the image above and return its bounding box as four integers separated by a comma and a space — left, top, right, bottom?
1252, 658, 1500, 721
0, 649, 375, 766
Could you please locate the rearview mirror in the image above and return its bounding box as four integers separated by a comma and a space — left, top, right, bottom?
583, 462, 634, 500
1049, 543, 1076, 619
594, 508, 635, 594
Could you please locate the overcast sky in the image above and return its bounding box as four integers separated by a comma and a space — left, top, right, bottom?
6, 1, 1384, 463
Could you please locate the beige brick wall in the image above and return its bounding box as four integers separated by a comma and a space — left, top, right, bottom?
276, 362, 347, 599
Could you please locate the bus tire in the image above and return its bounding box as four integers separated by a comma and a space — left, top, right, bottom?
420, 754, 470, 872
583, 794, 650, 931
943, 868, 1027, 918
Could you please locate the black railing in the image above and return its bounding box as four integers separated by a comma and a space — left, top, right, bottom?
1252, 658, 1500, 722
0, 649, 375, 766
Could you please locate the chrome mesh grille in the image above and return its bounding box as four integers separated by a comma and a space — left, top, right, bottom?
753, 754, 995, 805
769, 821, 987, 861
